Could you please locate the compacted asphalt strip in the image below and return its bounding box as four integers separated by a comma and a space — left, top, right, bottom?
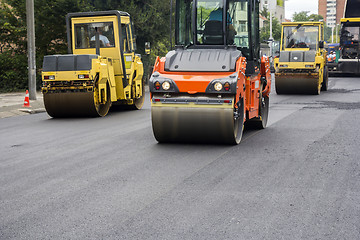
0, 76, 360, 239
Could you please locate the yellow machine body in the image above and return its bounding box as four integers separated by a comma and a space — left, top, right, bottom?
274, 21, 328, 94
41, 11, 144, 117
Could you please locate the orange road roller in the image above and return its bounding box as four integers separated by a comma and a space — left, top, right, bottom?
149, 0, 271, 144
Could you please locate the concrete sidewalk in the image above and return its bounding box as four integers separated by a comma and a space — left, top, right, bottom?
0, 91, 45, 118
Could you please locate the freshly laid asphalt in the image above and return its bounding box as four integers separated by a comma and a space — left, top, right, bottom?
0, 76, 360, 239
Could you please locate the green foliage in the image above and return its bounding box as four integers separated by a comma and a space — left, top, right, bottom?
325, 25, 341, 43
292, 11, 324, 22
0, 2, 28, 92
260, 8, 281, 42
0, 51, 28, 92
0, 0, 88, 92
0, 2, 27, 53
325, 25, 332, 42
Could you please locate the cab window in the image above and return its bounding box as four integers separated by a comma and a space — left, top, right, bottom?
74, 22, 115, 49
282, 26, 319, 50
121, 24, 133, 53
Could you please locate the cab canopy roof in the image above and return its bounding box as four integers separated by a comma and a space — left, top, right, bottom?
66, 10, 130, 19
281, 21, 324, 26
340, 18, 360, 23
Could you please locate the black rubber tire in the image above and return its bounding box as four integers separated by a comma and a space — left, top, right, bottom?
321, 66, 329, 91
275, 73, 321, 95
131, 81, 145, 110
245, 84, 269, 129
275, 77, 284, 95
95, 83, 112, 117
44, 81, 111, 118
232, 97, 245, 145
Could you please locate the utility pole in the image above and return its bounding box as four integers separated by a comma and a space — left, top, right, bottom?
268, 0, 276, 60
269, 11, 273, 41
335, 24, 338, 43
26, 0, 36, 100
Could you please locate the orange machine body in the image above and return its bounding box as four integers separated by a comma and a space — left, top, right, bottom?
151, 55, 271, 122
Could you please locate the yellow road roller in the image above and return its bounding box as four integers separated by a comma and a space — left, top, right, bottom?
41, 11, 144, 117
274, 21, 328, 95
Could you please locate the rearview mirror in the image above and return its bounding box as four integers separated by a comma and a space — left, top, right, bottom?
319, 40, 324, 49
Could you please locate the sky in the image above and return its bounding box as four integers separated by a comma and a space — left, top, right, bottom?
285, 0, 319, 20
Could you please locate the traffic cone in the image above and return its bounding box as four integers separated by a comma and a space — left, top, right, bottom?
23, 90, 31, 107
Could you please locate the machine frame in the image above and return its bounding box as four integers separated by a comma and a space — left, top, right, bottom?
42, 11, 144, 117
274, 21, 328, 94
149, 0, 271, 144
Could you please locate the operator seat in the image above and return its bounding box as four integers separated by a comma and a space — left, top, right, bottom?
203, 20, 223, 45
90, 40, 105, 48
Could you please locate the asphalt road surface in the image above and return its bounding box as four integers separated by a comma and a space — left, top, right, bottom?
1, 76, 360, 239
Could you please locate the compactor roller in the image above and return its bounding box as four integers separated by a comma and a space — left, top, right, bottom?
274, 22, 328, 95
41, 11, 144, 117
149, 0, 271, 144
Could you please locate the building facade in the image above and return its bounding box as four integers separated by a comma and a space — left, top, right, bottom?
260, 0, 285, 24
318, 0, 346, 27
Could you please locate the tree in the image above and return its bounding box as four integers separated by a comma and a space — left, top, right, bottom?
260, 7, 281, 42
0, 1, 29, 91
293, 11, 324, 22
0, 0, 173, 92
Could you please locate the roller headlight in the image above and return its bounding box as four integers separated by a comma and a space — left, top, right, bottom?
224, 82, 230, 91
205, 73, 238, 94
214, 82, 223, 91
162, 81, 171, 91
44, 75, 55, 80
154, 81, 161, 90
149, 71, 179, 93
78, 74, 89, 79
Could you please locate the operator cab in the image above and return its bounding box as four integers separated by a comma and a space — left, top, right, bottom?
340, 21, 360, 59
282, 24, 321, 51
174, 0, 260, 73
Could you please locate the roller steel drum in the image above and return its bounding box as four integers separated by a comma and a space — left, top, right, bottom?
275, 74, 321, 95
151, 96, 244, 144
43, 92, 111, 118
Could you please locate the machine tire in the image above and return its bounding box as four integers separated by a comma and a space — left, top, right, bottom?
275, 78, 285, 95
43, 77, 111, 118
94, 82, 112, 117
151, 96, 244, 144
131, 81, 145, 110
313, 81, 321, 95
246, 83, 269, 129
321, 66, 329, 91
231, 97, 245, 145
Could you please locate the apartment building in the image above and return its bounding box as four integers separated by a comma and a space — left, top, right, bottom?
318, 0, 346, 27
260, 0, 285, 23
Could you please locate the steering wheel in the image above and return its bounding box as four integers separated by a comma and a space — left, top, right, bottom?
296, 42, 308, 48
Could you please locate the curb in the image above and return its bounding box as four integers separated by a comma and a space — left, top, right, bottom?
18, 108, 46, 114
